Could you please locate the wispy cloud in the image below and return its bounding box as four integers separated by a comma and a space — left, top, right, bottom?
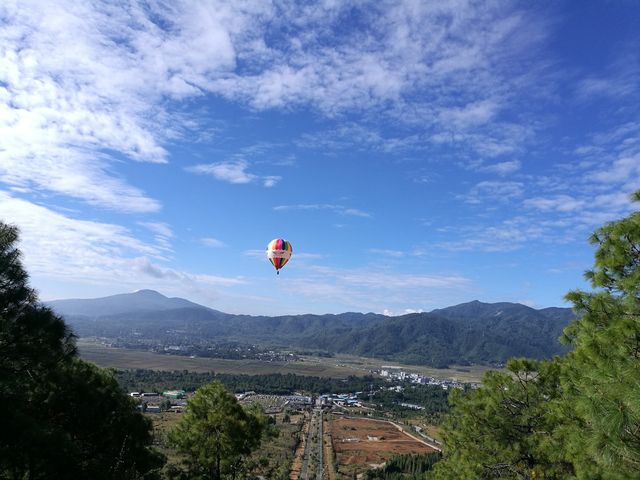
368, 248, 406, 258
478, 160, 522, 175
201, 237, 226, 248
524, 195, 585, 213
273, 204, 372, 218
432, 217, 547, 253
0, 192, 244, 288
286, 265, 472, 313
187, 160, 281, 187
138, 221, 173, 251
576, 52, 640, 101
0, 0, 551, 213
461, 181, 524, 204
139, 222, 173, 239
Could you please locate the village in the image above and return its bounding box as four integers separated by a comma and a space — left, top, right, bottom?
128, 367, 477, 416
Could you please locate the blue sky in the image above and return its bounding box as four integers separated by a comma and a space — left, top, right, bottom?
1, 1, 639, 315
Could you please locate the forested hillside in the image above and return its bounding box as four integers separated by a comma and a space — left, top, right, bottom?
51, 294, 574, 367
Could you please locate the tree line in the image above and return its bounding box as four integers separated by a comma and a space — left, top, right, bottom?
114, 369, 389, 395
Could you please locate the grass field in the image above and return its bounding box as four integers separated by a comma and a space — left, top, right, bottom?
78, 339, 494, 382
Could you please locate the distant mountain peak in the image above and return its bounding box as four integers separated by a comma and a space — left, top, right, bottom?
48, 289, 208, 318
133, 289, 165, 297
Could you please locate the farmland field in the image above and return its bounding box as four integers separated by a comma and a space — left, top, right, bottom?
78, 339, 493, 382
78, 339, 362, 377
326, 415, 437, 477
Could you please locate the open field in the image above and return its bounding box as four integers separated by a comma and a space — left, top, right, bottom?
78, 339, 495, 382
327, 415, 437, 476
307, 354, 494, 383
78, 339, 362, 378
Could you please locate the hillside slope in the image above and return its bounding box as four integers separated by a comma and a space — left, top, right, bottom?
49, 292, 575, 367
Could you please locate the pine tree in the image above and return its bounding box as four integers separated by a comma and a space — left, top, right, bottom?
559, 191, 640, 478
0, 222, 164, 479
169, 380, 271, 480
432, 358, 572, 479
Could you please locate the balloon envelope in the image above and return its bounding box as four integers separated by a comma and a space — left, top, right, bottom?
266, 238, 292, 273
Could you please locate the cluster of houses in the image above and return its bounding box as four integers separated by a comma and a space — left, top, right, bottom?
317, 393, 362, 408
129, 390, 188, 413
377, 367, 477, 390
128, 368, 480, 416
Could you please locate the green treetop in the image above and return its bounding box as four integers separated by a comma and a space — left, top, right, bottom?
169, 380, 272, 480
560, 191, 640, 478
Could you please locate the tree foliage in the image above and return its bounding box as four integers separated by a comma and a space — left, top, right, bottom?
365, 452, 442, 480
0, 222, 164, 479
114, 369, 388, 396
433, 191, 640, 479
432, 358, 571, 479
559, 190, 640, 478
169, 380, 272, 480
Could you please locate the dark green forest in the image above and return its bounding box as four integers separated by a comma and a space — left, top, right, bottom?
365, 453, 443, 480
115, 369, 388, 395
371, 385, 450, 422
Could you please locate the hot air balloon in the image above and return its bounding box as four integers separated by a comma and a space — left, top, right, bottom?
266, 238, 292, 275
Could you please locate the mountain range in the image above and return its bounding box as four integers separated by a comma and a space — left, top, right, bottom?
48, 290, 576, 368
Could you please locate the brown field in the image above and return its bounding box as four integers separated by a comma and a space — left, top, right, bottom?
78, 339, 495, 383
77, 340, 362, 378
327, 415, 437, 472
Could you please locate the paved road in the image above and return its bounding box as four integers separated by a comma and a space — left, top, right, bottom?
299, 408, 324, 480
316, 409, 324, 480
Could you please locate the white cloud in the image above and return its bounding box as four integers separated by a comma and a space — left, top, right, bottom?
432, 216, 548, 253
262, 176, 282, 188
187, 160, 281, 187
439, 99, 500, 128
368, 248, 405, 258
273, 204, 372, 218
188, 160, 255, 184
576, 52, 640, 101
0, 192, 244, 289
588, 155, 640, 185
0, 0, 550, 213
139, 222, 173, 238
285, 265, 471, 313
524, 195, 585, 213
138, 221, 173, 251
479, 160, 521, 175
461, 181, 524, 204
201, 237, 226, 248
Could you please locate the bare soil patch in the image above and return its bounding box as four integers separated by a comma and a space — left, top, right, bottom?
328, 415, 436, 472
